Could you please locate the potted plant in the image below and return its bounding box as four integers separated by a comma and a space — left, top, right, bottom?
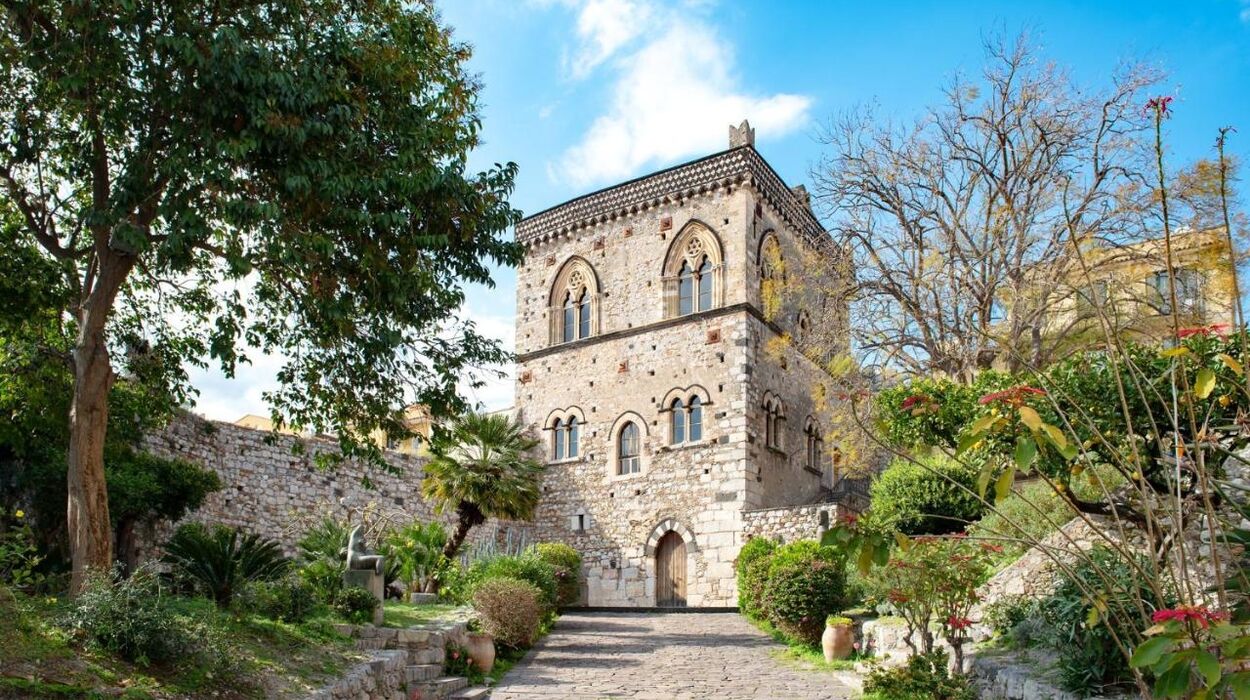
822, 615, 855, 662
465, 619, 496, 673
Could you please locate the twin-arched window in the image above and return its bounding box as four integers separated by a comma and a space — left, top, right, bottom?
677, 256, 714, 316
552, 416, 580, 460
804, 417, 823, 471
618, 422, 641, 474
670, 396, 703, 444
763, 395, 785, 450
561, 288, 591, 343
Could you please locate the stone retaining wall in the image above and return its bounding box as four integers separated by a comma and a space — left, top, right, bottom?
140, 413, 531, 558
312, 649, 409, 700
741, 502, 843, 543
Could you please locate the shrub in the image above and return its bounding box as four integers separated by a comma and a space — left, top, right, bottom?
531, 542, 582, 606
735, 537, 776, 618
1, 507, 44, 591
299, 558, 344, 604
761, 541, 846, 645
333, 585, 379, 624
1038, 546, 1164, 696
385, 520, 447, 594
968, 481, 1075, 562
862, 650, 977, 700
866, 454, 985, 536
164, 523, 289, 608
472, 577, 544, 649
465, 554, 558, 610
237, 574, 318, 623
63, 564, 190, 665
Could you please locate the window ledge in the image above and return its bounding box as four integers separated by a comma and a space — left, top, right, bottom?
766, 446, 787, 456
608, 470, 645, 482
547, 456, 585, 466
659, 439, 710, 453
803, 465, 823, 477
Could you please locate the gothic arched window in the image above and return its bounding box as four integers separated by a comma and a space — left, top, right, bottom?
665, 222, 723, 318
577, 289, 590, 339
804, 417, 823, 471
561, 293, 575, 343
764, 396, 785, 450
671, 398, 686, 444
550, 259, 599, 346
760, 235, 783, 320
618, 422, 641, 474
678, 261, 694, 316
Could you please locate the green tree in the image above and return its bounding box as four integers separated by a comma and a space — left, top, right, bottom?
422, 413, 543, 567
0, 1, 520, 592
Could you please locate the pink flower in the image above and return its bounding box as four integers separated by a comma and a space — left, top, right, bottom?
451, 651, 460, 659
1151, 606, 1226, 629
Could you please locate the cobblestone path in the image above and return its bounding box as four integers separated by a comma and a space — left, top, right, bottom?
488, 612, 857, 699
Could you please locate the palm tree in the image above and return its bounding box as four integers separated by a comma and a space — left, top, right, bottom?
422, 413, 544, 567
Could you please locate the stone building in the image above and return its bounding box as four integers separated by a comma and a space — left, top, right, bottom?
513, 122, 855, 607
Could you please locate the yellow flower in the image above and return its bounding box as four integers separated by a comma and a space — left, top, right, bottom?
14, 510, 23, 519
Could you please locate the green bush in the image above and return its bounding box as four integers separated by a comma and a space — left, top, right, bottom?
531, 542, 582, 607
472, 577, 544, 649
333, 585, 379, 624
63, 564, 190, 665
862, 650, 977, 700
385, 520, 447, 594
735, 537, 776, 618
163, 523, 289, 608
463, 554, 558, 610
866, 454, 985, 536
1038, 546, 1165, 696
237, 574, 318, 623
760, 541, 847, 645
981, 595, 1046, 648
968, 480, 1076, 565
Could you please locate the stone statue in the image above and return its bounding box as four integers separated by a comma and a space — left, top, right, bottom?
344, 525, 385, 575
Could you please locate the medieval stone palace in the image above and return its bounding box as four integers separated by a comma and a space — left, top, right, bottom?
512, 122, 852, 607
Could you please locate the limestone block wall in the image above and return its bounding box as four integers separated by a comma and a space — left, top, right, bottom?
519, 311, 752, 607
742, 503, 844, 544
142, 414, 530, 558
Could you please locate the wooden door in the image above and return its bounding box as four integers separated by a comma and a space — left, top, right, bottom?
655, 531, 687, 607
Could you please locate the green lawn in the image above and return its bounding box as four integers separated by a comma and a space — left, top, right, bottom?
381, 601, 468, 628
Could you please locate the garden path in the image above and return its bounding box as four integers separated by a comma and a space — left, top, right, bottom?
487, 611, 857, 699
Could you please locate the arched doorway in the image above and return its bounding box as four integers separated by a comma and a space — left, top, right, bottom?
655, 531, 687, 607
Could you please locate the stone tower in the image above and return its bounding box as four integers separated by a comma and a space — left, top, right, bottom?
513, 124, 851, 607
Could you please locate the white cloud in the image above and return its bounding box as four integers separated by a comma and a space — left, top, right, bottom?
550, 2, 812, 186
565, 0, 652, 78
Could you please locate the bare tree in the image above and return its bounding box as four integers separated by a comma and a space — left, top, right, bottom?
811, 34, 1162, 381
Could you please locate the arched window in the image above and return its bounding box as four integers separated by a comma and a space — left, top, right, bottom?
619, 422, 641, 474
671, 398, 686, 444
678, 261, 694, 316
764, 396, 785, 450
804, 418, 822, 471
550, 259, 599, 346
760, 235, 783, 320
689, 396, 703, 442
795, 311, 811, 344
568, 416, 579, 458
561, 293, 575, 344
697, 257, 713, 312
553, 417, 566, 460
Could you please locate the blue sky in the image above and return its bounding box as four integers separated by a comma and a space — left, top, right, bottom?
188, 0, 1250, 421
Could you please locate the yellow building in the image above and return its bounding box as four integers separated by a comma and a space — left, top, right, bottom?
233, 403, 434, 456
1038, 226, 1236, 353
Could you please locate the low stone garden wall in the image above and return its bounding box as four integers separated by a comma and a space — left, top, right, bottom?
313, 618, 485, 700
741, 502, 845, 544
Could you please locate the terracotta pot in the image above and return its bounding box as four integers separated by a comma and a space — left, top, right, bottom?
466, 632, 496, 673
822, 623, 854, 662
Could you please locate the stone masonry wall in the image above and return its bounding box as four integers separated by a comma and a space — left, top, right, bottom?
742, 503, 844, 544
141, 414, 530, 558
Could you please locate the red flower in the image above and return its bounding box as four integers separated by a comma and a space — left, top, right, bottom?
946, 616, 973, 631
980, 543, 1004, 554
900, 394, 927, 410
888, 591, 911, 604
839, 512, 859, 526
1151, 605, 1226, 629
978, 386, 1047, 406
1178, 323, 1231, 339
1145, 95, 1174, 118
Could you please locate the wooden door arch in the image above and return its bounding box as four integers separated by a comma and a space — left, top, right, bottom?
655, 530, 687, 607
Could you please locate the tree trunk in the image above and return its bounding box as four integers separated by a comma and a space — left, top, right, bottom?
67, 251, 134, 595
68, 320, 116, 594
434, 501, 484, 593
115, 516, 138, 577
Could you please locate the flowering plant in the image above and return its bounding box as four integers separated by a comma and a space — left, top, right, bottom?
1, 507, 44, 591
1130, 607, 1250, 698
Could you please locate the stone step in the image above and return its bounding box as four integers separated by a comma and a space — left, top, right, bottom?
410, 675, 469, 698
450, 687, 490, 699
405, 663, 443, 683
408, 646, 444, 665
353, 637, 387, 651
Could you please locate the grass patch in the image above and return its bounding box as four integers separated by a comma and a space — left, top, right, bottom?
743, 613, 860, 673
0, 588, 360, 699
381, 601, 466, 628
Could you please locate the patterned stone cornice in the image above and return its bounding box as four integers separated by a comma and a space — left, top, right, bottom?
516, 146, 833, 251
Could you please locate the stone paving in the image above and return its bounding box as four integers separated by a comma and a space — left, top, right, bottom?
488, 612, 857, 699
